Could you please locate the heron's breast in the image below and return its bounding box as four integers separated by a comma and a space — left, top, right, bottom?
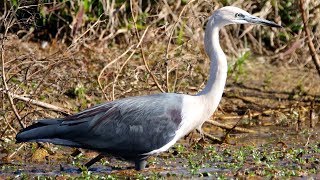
177, 95, 208, 138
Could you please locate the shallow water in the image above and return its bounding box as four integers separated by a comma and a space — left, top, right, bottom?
1, 123, 319, 178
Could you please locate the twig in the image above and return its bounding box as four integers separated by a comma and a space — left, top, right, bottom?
310, 3, 320, 14
196, 129, 222, 142
205, 120, 257, 134
299, 0, 320, 77
140, 39, 166, 93
67, 14, 104, 52
217, 109, 272, 120
111, 26, 150, 100
7, 144, 25, 160
225, 110, 251, 142
130, 0, 165, 93
98, 44, 135, 100
0, 125, 9, 139
164, 0, 196, 92
215, 106, 299, 121
1, 9, 25, 129
224, 93, 266, 107
309, 100, 315, 128
304, 134, 312, 147
3, 116, 17, 134
0, 88, 71, 115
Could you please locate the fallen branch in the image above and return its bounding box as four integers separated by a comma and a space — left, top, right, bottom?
216, 107, 298, 121
205, 120, 258, 134
203, 131, 222, 142
0, 88, 71, 115
299, 0, 320, 77
224, 93, 265, 107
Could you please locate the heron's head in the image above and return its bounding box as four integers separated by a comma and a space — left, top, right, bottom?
213, 6, 281, 28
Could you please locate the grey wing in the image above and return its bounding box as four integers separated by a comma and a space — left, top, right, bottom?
61, 93, 183, 155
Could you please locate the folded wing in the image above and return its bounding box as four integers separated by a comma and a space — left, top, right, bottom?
16, 93, 183, 156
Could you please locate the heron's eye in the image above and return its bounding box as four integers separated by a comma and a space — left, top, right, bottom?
235, 13, 244, 18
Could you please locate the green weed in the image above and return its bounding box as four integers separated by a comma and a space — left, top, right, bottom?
228, 51, 251, 82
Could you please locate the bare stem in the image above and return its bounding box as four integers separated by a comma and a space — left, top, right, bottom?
299, 0, 320, 77
130, 0, 165, 93
1, 9, 25, 129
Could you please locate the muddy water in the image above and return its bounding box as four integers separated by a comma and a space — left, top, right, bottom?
1, 123, 319, 178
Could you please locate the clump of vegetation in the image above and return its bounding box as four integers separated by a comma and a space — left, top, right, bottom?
228, 51, 251, 82
2, 0, 316, 50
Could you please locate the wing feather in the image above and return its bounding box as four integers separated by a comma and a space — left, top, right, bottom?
60, 93, 183, 155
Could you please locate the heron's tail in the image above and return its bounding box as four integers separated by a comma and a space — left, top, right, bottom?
15, 119, 82, 147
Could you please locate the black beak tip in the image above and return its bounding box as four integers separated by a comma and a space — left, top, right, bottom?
264, 23, 282, 28
262, 21, 282, 28
266, 20, 283, 28
273, 24, 283, 28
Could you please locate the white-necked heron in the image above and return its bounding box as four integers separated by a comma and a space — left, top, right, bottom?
16, 6, 281, 170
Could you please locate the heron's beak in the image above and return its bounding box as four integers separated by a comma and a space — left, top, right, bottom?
245, 15, 282, 28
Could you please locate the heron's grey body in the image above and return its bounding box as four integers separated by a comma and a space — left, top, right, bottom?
16, 93, 183, 169
16, 6, 281, 171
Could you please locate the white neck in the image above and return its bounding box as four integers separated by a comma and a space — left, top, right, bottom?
197, 16, 228, 114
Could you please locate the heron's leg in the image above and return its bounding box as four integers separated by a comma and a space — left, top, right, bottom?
195, 126, 209, 144
71, 149, 82, 157
134, 158, 148, 171
84, 154, 104, 168
196, 128, 205, 140
196, 123, 204, 139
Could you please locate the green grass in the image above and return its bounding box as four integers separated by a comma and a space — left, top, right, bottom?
228, 51, 251, 82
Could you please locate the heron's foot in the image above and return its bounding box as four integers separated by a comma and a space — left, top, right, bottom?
134, 159, 148, 171
190, 129, 208, 145
198, 134, 208, 144
185, 130, 198, 144
198, 130, 223, 144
